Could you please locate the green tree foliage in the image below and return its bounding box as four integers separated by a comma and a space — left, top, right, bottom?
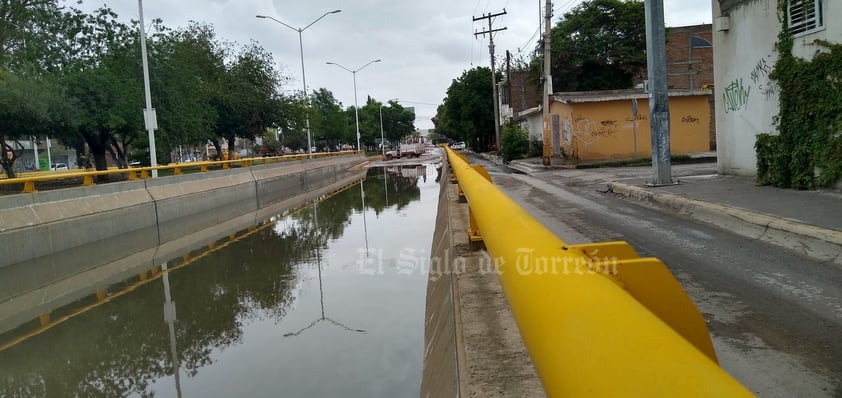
0, 2, 297, 172
434, 67, 495, 151
309, 88, 349, 150
542, 0, 646, 91
56, 7, 146, 171
0, 0, 59, 68
0, 71, 64, 177
375, 99, 415, 145
500, 123, 529, 161
149, 22, 223, 159
210, 42, 285, 158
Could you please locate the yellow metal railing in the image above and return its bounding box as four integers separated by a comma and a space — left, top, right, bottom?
445, 148, 752, 397
0, 151, 360, 193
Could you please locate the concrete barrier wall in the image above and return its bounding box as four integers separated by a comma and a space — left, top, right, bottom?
420, 164, 460, 398
0, 168, 367, 336
420, 159, 545, 397
0, 155, 366, 302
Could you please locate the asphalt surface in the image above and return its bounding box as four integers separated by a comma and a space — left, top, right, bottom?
466, 153, 842, 398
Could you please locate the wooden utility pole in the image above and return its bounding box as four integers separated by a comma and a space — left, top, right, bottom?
474, 10, 507, 151
542, 0, 552, 166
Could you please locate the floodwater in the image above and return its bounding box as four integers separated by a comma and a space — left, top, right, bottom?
0, 163, 442, 398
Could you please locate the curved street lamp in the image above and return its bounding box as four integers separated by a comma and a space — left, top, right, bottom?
257, 10, 342, 157
326, 59, 381, 152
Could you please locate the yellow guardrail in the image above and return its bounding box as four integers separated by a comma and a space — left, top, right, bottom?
0, 151, 360, 193
445, 148, 752, 397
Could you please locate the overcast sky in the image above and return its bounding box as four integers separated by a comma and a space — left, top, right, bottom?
76, 0, 712, 130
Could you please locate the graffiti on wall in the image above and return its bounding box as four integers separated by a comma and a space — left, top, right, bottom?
567, 115, 622, 146
681, 115, 701, 124
723, 78, 751, 113
625, 114, 649, 122
750, 55, 779, 100
750, 58, 772, 84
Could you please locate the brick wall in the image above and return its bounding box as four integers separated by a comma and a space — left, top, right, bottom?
665, 24, 714, 90
505, 71, 542, 115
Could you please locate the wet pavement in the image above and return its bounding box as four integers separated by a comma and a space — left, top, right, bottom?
0, 164, 442, 398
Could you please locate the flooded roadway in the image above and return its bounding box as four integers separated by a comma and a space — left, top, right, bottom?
0, 163, 441, 398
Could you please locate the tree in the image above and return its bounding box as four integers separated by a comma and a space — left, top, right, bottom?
371, 99, 414, 145
148, 22, 223, 161
500, 123, 529, 162
0, 71, 61, 177
210, 42, 284, 158
541, 0, 646, 92
434, 67, 495, 151
0, 0, 59, 69
309, 88, 348, 150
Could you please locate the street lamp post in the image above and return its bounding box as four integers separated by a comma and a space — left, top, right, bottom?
379, 98, 398, 157
138, 0, 159, 177
257, 10, 341, 158
326, 60, 381, 152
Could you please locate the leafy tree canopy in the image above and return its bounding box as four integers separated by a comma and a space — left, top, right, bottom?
434, 67, 495, 151
545, 0, 646, 91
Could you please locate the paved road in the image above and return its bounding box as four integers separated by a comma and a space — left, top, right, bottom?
466, 154, 842, 398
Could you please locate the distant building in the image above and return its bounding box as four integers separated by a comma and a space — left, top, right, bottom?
666, 24, 715, 90
507, 24, 717, 156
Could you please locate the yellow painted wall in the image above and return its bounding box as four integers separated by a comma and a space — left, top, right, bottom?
552, 95, 711, 161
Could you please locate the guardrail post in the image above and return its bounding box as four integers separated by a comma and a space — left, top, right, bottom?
140, 169, 149, 179
82, 175, 94, 187
466, 165, 491, 248
222, 162, 229, 170
174, 167, 182, 176
200, 164, 208, 172
23, 181, 36, 193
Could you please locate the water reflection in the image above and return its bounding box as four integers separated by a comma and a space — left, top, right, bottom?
161, 263, 183, 398
0, 164, 439, 397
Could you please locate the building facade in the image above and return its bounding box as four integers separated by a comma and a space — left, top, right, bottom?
712, 0, 839, 176
550, 89, 714, 161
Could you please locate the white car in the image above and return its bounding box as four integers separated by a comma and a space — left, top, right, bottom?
452, 142, 466, 150
51, 163, 68, 171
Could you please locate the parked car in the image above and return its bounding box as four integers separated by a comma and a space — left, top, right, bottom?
51, 163, 68, 171
452, 142, 466, 150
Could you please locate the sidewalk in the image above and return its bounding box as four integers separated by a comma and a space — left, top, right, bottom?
609, 174, 842, 265
477, 152, 842, 266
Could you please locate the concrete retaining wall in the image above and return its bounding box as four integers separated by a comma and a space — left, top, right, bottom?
0, 155, 366, 302
420, 160, 544, 397
0, 167, 367, 336
420, 164, 460, 398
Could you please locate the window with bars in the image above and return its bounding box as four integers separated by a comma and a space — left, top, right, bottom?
788, 0, 824, 35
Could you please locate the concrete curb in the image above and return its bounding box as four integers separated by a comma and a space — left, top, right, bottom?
609, 181, 842, 266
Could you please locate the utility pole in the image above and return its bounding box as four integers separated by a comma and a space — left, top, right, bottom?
473, 10, 507, 151
542, 0, 552, 166
644, 0, 674, 185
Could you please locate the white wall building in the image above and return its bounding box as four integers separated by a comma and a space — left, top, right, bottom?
713, 0, 838, 175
